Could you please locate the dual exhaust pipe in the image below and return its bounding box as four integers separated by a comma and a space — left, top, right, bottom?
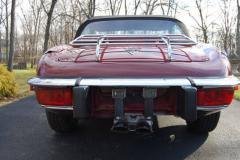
111, 117, 153, 134
111, 88, 156, 134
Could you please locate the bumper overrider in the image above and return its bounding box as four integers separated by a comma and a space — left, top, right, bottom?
28, 76, 240, 122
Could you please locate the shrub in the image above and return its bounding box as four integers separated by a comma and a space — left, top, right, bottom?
0, 65, 19, 98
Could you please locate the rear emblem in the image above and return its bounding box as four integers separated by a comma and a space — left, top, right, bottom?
125, 47, 141, 55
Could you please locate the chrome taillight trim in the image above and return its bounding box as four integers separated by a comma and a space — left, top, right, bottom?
192, 76, 240, 87
197, 105, 228, 111
27, 77, 78, 87
43, 106, 73, 110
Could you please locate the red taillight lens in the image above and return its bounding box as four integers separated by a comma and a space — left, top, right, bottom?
205, 91, 216, 103
235, 86, 238, 90
197, 88, 234, 106
35, 88, 72, 106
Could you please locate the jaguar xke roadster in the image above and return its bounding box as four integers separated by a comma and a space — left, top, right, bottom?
28, 16, 240, 134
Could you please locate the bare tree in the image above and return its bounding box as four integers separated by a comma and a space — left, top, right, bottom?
195, 0, 208, 43
182, 0, 218, 43
237, 0, 240, 55
21, 0, 43, 68
55, 0, 85, 44
134, 0, 141, 15
160, 0, 178, 17
4, 0, 9, 65
77, 0, 96, 18
41, 0, 58, 52
141, 0, 159, 15
125, 0, 127, 15
0, 0, 3, 63
8, 0, 16, 71
218, 0, 236, 54
107, 0, 123, 15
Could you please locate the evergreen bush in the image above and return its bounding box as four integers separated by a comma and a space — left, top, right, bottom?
0, 65, 19, 98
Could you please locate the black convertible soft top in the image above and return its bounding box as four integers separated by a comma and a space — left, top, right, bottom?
74, 15, 190, 38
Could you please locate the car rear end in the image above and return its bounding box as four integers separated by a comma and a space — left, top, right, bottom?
28, 34, 240, 134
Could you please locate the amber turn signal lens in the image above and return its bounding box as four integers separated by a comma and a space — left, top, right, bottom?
35, 88, 72, 106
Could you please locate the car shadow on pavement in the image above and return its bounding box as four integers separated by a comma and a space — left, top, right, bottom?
48, 118, 208, 160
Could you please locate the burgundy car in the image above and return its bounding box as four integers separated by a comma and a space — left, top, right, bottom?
28, 16, 240, 134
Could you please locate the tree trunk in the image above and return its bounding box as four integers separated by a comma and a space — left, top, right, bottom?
237, 0, 240, 55
5, 0, 9, 65
134, 0, 140, 15
8, 0, 16, 72
43, 0, 58, 52
203, 29, 208, 43
24, 36, 26, 63
125, 0, 127, 15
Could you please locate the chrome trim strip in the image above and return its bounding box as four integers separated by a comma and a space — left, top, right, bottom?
96, 37, 104, 61
70, 42, 196, 46
43, 106, 73, 110
73, 39, 193, 42
69, 35, 83, 45
79, 78, 191, 87
192, 76, 240, 87
27, 77, 77, 87
197, 105, 228, 111
162, 37, 172, 61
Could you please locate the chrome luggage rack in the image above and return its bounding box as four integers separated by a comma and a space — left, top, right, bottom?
69, 34, 197, 61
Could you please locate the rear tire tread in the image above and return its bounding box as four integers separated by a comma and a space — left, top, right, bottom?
187, 112, 220, 133
46, 110, 78, 132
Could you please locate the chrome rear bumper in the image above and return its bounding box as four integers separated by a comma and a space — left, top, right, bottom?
43, 105, 228, 111
27, 76, 240, 88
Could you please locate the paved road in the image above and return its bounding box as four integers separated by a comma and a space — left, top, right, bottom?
0, 95, 240, 160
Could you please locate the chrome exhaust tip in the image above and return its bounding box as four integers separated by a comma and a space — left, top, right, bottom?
111, 121, 130, 133
135, 120, 153, 134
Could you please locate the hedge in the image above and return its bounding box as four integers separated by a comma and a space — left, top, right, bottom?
0, 65, 18, 98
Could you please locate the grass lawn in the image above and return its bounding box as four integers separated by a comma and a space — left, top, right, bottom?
14, 69, 36, 98
234, 76, 240, 101
234, 77, 240, 101
234, 89, 240, 101
0, 69, 36, 107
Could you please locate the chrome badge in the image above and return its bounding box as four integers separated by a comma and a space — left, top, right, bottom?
125, 47, 141, 55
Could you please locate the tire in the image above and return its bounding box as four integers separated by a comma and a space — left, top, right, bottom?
186, 112, 221, 133
46, 110, 79, 132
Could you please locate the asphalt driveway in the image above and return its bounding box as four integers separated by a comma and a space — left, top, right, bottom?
0, 95, 240, 160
